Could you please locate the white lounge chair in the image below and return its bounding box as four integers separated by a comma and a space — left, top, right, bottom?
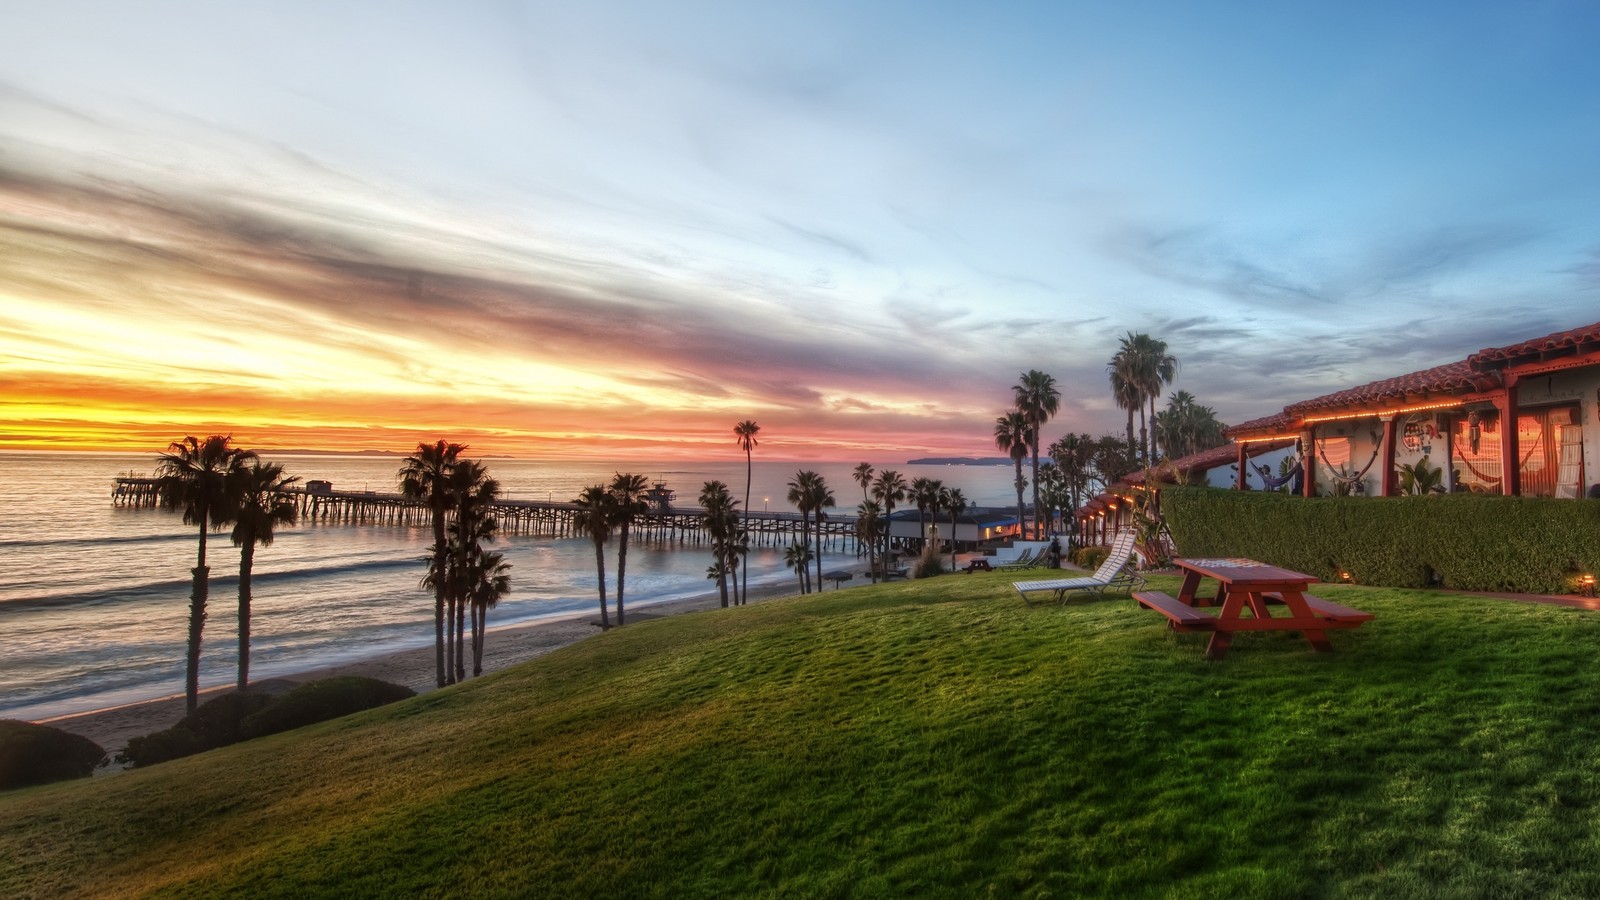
1012, 531, 1145, 606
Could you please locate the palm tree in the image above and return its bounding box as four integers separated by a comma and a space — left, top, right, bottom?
1155, 390, 1227, 460
1014, 370, 1060, 538
467, 550, 511, 677
444, 459, 499, 681
572, 485, 618, 629
786, 471, 823, 593
399, 440, 467, 687
1049, 433, 1095, 541
852, 463, 875, 505
783, 541, 812, 593
608, 472, 651, 625
156, 434, 252, 714
1109, 338, 1143, 466
805, 475, 835, 593
871, 469, 907, 581
734, 421, 761, 606
699, 481, 738, 607
228, 459, 297, 692
855, 499, 884, 582
909, 477, 942, 547
993, 412, 1031, 542
1135, 335, 1178, 465
942, 487, 968, 570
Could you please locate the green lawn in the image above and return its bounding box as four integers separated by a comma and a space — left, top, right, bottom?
5, 573, 1600, 898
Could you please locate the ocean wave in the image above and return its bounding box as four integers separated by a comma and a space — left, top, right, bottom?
0, 557, 419, 610
0, 532, 197, 550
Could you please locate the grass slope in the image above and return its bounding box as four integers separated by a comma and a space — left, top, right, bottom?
5, 574, 1600, 898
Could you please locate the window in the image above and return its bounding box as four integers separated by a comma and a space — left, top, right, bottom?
1451, 411, 1504, 493
1517, 405, 1583, 498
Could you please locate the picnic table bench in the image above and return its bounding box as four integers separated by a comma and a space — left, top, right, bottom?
962, 558, 993, 573
1137, 557, 1373, 659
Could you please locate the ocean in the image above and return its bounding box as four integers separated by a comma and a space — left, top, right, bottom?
0, 452, 1021, 721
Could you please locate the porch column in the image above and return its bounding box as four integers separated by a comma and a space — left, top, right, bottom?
1494, 378, 1520, 496
1441, 415, 1456, 492
1302, 428, 1317, 498
1379, 415, 1398, 497
1236, 442, 1248, 490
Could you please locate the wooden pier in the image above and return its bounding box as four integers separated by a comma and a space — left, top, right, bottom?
112, 477, 860, 551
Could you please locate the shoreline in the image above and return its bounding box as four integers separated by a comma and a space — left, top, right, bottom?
37, 577, 813, 758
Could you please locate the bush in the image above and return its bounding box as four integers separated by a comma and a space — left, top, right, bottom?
1162, 486, 1600, 592
242, 677, 415, 739
911, 542, 946, 579
0, 720, 105, 789
1072, 545, 1108, 570
119, 690, 276, 768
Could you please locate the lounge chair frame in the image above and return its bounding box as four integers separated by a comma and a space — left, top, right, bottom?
1012, 531, 1146, 606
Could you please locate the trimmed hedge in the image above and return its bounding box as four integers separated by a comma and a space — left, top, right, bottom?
241, 677, 415, 740
1162, 486, 1600, 592
120, 679, 413, 768
0, 720, 105, 789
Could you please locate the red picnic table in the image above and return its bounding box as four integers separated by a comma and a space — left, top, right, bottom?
1134, 557, 1372, 660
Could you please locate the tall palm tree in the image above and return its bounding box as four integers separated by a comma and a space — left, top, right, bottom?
855, 499, 883, 582
572, 485, 618, 629
909, 477, 942, 547
156, 434, 252, 714
1014, 370, 1060, 538
783, 541, 812, 593
942, 486, 968, 570
1131, 334, 1178, 465
228, 459, 297, 692
444, 459, 499, 682
1049, 432, 1095, 537
608, 472, 651, 625
786, 471, 822, 594
699, 480, 738, 607
805, 475, 835, 593
1109, 337, 1142, 464
993, 412, 1031, 542
871, 469, 907, 580
734, 421, 760, 606
399, 439, 467, 687
852, 463, 875, 505
467, 550, 512, 677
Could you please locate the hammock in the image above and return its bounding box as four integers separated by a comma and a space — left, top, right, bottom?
1253, 459, 1302, 491
1317, 433, 1382, 491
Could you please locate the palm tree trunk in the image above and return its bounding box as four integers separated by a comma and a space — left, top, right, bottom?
1030, 446, 1041, 539
455, 593, 467, 682
594, 544, 611, 628
186, 519, 208, 714
432, 508, 446, 688
949, 510, 958, 569
237, 539, 255, 692
472, 603, 484, 677
1013, 463, 1025, 545
814, 514, 825, 594
616, 523, 629, 626
742, 451, 752, 608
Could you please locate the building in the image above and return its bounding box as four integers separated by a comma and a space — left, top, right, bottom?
1225, 321, 1600, 498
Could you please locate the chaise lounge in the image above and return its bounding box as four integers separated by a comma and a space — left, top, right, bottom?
1012, 531, 1144, 606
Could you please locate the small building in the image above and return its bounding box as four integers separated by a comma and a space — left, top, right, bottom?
1225, 321, 1600, 498
305, 480, 333, 494
885, 506, 1020, 548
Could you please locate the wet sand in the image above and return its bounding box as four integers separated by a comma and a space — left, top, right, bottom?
38, 578, 813, 759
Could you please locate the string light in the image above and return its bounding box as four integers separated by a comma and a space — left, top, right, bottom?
1299, 399, 1467, 425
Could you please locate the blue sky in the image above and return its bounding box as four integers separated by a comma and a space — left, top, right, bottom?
1, 1, 1596, 458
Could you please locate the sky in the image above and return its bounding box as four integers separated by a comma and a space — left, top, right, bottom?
1, 1, 1597, 461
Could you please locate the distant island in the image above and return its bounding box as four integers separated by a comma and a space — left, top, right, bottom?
906, 457, 1013, 466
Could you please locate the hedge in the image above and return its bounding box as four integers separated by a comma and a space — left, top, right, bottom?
240, 677, 415, 740
0, 720, 105, 790
1161, 486, 1600, 593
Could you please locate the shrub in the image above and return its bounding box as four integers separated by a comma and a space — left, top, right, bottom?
242, 677, 415, 739
1072, 545, 1108, 570
118, 690, 276, 768
0, 720, 105, 790
911, 542, 946, 579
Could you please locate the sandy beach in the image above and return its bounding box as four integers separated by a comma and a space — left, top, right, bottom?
38, 578, 813, 760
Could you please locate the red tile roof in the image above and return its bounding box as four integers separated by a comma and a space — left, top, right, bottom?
1469, 320, 1600, 369
1223, 412, 1298, 439
1282, 359, 1499, 416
